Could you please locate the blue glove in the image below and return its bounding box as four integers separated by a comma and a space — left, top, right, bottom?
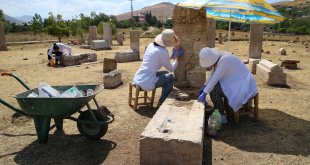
199, 85, 206, 95
204, 100, 208, 108
198, 92, 207, 102
171, 47, 184, 59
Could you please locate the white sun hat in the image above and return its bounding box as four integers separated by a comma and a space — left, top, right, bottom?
154, 29, 177, 47
199, 47, 221, 68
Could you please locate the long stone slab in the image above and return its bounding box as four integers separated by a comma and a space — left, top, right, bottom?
90, 40, 110, 50
140, 96, 205, 165
256, 59, 287, 86
61, 53, 97, 66
115, 50, 139, 63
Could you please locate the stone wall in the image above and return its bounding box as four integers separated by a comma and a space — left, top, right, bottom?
0, 22, 8, 51
173, 6, 209, 88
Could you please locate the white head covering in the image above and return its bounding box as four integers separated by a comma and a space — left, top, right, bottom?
199, 47, 221, 68
154, 29, 177, 47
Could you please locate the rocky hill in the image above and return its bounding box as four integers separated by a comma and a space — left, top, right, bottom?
116, 2, 174, 22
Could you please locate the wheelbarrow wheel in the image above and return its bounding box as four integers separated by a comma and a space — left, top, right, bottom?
77, 110, 108, 140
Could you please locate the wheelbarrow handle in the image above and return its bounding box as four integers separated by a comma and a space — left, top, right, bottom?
1, 72, 12, 76
0, 98, 29, 116
1, 72, 31, 90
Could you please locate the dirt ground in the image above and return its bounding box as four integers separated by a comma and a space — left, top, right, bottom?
0, 34, 309, 165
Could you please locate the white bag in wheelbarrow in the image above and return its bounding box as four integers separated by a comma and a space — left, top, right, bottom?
38, 83, 61, 97
60, 86, 83, 98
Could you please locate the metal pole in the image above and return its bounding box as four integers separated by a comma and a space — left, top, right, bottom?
228, 11, 232, 51
129, 0, 135, 19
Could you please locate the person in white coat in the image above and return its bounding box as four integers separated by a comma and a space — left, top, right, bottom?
47, 43, 72, 66
198, 47, 257, 123
133, 29, 182, 108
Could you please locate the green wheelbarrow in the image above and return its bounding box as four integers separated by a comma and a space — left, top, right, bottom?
0, 72, 114, 144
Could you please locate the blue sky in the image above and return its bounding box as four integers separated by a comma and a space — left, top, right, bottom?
0, 0, 287, 19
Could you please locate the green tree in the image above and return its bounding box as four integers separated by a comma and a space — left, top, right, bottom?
44, 13, 70, 42
31, 13, 43, 38
0, 9, 4, 22
69, 19, 85, 42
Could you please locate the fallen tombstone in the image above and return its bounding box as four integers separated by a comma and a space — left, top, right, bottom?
90, 40, 110, 50
60, 53, 97, 66
256, 59, 287, 86
280, 59, 300, 69
115, 50, 139, 63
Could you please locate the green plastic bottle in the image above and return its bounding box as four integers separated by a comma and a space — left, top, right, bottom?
211, 109, 222, 131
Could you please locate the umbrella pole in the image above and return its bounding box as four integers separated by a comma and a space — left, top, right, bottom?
227, 11, 232, 52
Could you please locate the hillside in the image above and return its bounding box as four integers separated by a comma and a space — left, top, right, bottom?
116, 2, 174, 22
272, 0, 310, 7
4, 14, 24, 24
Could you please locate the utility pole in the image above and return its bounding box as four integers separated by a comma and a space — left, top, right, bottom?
129, 0, 134, 19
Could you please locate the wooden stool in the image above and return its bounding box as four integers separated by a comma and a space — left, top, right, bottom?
128, 82, 156, 110
224, 93, 259, 124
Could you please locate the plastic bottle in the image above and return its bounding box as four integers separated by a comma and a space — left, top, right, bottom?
38, 83, 61, 97
60, 86, 83, 98
207, 116, 217, 136
211, 109, 222, 131
86, 89, 94, 96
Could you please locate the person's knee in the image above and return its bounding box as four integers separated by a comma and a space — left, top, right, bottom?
167, 74, 175, 82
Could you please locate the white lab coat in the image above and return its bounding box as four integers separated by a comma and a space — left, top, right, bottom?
203, 53, 257, 112
48, 43, 72, 57
133, 43, 178, 91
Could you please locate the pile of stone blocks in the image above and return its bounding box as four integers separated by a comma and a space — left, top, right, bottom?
173, 5, 215, 89
0, 22, 8, 51
140, 95, 205, 165
60, 53, 97, 66
280, 59, 300, 69
115, 30, 140, 63
90, 40, 111, 50
103, 58, 123, 89
256, 59, 287, 86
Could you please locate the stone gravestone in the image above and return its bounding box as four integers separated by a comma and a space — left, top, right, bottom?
249, 24, 264, 59
117, 34, 124, 45
130, 30, 140, 59
104, 23, 112, 45
279, 48, 286, 55
256, 59, 287, 86
103, 58, 117, 73
218, 33, 223, 44
0, 22, 8, 51
88, 26, 97, 45
103, 70, 123, 89
173, 5, 208, 88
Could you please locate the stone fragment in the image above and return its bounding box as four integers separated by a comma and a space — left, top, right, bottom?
103, 58, 117, 73
266, 51, 271, 54
279, 48, 286, 55
103, 70, 123, 89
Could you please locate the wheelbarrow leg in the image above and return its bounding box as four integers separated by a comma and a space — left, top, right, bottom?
54, 118, 63, 130
33, 116, 51, 144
